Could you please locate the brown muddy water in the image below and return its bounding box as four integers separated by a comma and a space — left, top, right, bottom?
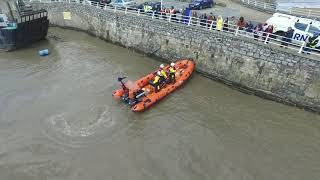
0, 27, 319, 180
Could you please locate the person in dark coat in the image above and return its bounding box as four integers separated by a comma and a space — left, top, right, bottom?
254, 23, 263, 40
245, 21, 254, 36
223, 17, 229, 32
207, 13, 213, 29
200, 13, 207, 27
212, 16, 217, 29
263, 25, 274, 43
281, 27, 294, 47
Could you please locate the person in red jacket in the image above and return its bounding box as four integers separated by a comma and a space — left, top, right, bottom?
236, 16, 246, 30
263, 25, 274, 43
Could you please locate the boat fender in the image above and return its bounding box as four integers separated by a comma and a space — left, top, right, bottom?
39, 49, 49, 56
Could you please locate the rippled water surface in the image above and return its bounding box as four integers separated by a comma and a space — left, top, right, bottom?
0, 27, 320, 180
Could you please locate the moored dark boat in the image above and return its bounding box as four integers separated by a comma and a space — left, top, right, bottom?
0, 0, 49, 51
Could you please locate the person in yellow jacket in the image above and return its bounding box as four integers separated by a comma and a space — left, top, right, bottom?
216, 15, 223, 31
143, 4, 152, 13
158, 64, 167, 84
309, 35, 319, 49
151, 71, 161, 93
169, 62, 176, 83
304, 33, 320, 54
159, 64, 167, 77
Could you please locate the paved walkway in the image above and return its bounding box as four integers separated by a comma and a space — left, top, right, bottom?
137, 0, 272, 22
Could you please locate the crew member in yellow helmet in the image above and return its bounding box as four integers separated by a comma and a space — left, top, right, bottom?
151, 71, 161, 92
169, 62, 176, 83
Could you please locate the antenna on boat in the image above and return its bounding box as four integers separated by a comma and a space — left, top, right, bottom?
117, 77, 126, 82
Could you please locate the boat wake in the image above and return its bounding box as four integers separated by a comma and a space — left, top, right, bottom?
42, 105, 116, 147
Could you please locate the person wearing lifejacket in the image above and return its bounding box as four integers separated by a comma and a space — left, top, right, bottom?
158, 64, 167, 84
304, 33, 320, 54
169, 62, 176, 83
309, 34, 319, 48
151, 71, 161, 93
159, 64, 164, 72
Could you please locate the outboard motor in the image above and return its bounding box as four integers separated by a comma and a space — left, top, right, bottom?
122, 92, 130, 104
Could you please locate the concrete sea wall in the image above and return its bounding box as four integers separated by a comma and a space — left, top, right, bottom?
32, 2, 320, 112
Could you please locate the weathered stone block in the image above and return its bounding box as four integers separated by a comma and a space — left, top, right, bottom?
254, 53, 260, 58
275, 60, 281, 64
247, 52, 253, 57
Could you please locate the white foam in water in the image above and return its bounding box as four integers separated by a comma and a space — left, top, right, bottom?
47, 105, 114, 137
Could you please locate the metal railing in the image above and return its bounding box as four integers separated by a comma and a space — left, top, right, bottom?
287, 8, 320, 19
17, 10, 48, 23
234, 0, 320, 19
24, 0, 320, 58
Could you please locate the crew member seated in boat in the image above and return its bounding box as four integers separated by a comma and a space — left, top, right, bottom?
158, 64, 168, 85
158, 64, 164, 72
169, 62, 176, 83
150, 71, 161, 93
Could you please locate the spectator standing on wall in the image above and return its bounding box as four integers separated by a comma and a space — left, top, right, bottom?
262, 23, 269, 32
192, 11, 198, 25
280, 27, 294, 48
160, 8, 166, 19
254, 23, 263, 40
212, 16, 217, 29
207, 13, 213, 29
228, 16, 236, 32
181, 6, 186, 16
199, 14, 203, 26
204, 13, 208, 27
245, 21, 254, 36
170, 6, 177, 22
236, 17, 246, 30
223, 17, 229, 32
263, 25, 273, 43
200, 13, 207, 27
216, 16, 223, 31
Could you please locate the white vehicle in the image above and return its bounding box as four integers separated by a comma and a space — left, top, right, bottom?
109, 0, 136, 8
266, 13, 320, 47
0, 14, 8, 28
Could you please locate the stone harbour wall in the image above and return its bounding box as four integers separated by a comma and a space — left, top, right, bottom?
32, 2, 320, 112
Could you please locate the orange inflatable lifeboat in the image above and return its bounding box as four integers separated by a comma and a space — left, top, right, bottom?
112, 59, 195, 112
